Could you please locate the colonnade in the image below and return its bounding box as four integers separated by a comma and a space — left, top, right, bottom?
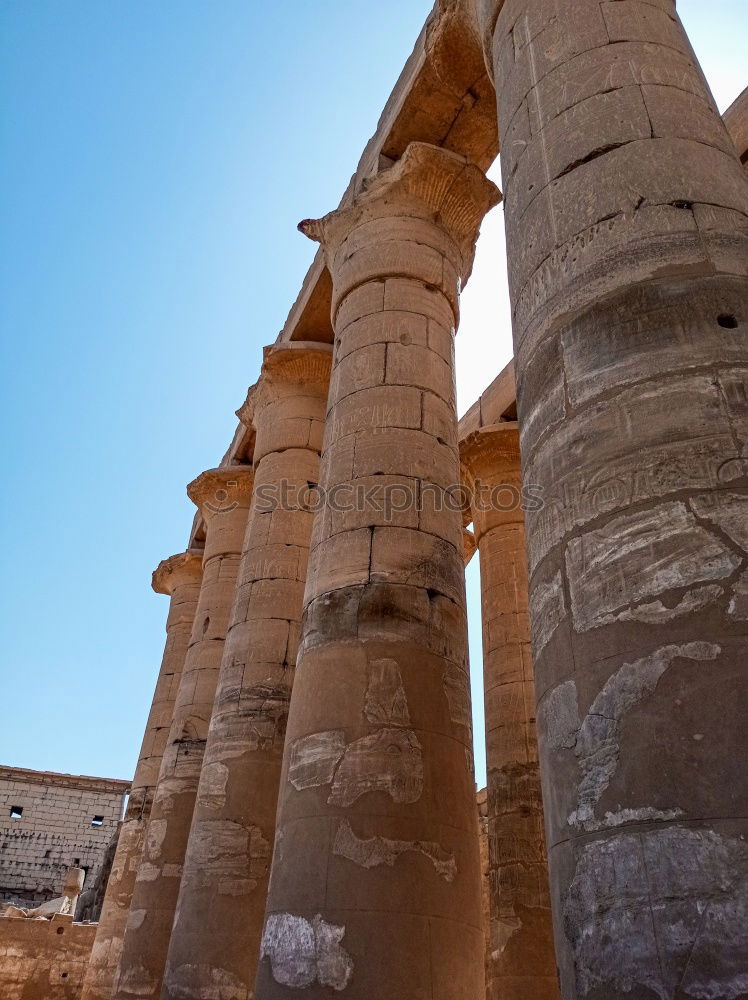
84, 1, 748, 997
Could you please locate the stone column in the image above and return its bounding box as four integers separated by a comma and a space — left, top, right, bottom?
461, 423, 558, 1000
162, 343, 332, 1000
477, 1, 748, 996
113, 468, 253, 1000
255, 142, 499, 1000
81, 551, 203, 1000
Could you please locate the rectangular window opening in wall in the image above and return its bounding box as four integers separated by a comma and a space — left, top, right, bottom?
9, 806, 23, 819
73, 858, 80, 866
91, 815, 104, 827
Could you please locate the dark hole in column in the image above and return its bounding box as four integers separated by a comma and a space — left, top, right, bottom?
717, 314, 738, 329
9, 806, 23, 819
91, 815, 104, 827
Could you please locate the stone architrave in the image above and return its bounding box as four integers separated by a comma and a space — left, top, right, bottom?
113, 468, 253, 1000
161, 343, 332, 1000
461, 422, 559, 1000
81, 551, 203, 1000
475, 0, 748, 995
254, 141, 500, 1000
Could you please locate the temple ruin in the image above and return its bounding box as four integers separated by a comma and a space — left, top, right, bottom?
3, 0, 746, 997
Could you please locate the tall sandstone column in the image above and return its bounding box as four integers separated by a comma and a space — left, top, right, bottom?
114, 468, 253, 1000
476, 0, 748, 996
461, 423, 558, 1000
162, 343, 332, 999
255, 142, 499, 1000
82, 551, 203, 1000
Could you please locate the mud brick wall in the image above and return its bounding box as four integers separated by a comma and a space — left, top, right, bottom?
0, 766, 129, 907
0, 912, 96, 999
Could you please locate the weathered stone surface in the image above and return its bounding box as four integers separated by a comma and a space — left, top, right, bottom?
68, 6, 748, 999
255, 143, 497, 1000
113, 470, 253, 1000
81, 553, 201, 1000
461, 422, 559, 1000
484, 0, 748, 994
0, 914, 96, 1000
161, 345, 331, 1000
723, 85, 748, 172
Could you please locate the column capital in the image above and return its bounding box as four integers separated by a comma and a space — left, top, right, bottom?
253, 342, 333, 413
460, 422, 524, 537
235, 381, 259, 432
299, 141, 500, 282
460, 421, 520, 485
187, 466, 254, 512
152, 550, 203, 596
463, 526, 477, 566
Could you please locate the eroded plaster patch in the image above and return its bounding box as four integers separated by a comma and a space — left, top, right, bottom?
126, 908, 146, 931
288, 727, 424, 806
182, 819, 270, 896
145, 818, 167, 861
260, 912, 353, 991
117, 962, 158, 997
199, 760, 229, 810
690, 492, 748, 551
540, 644, 721, 830
540, 680, 580, 752
594, 584, 723, 628
569, 642, 719, 829
168, 964, 246, 999
329, 729, 424, 807
529, 570, 566, 656
492, 916, 522, 959
442, 663, 472, 730
728, 568, 748, 620
239, 680, 292, 751
364, 658, 410, 725
288, 730, 346, 791
136, 862, 161, 882
566, 503, 740, 632
564, 827, 748, 1000
333, 818, 456, 881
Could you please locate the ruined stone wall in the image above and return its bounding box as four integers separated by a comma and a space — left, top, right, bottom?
0, 912, 96, 999
76, 824, 121, 923
0, 767, 129, 907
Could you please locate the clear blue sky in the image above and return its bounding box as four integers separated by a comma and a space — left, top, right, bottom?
1, 1, 745, 788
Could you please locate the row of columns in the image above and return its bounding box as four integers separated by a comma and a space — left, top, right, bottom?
84, 3, 748, 993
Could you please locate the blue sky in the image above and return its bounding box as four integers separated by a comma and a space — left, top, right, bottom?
1, 1, 745, 788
